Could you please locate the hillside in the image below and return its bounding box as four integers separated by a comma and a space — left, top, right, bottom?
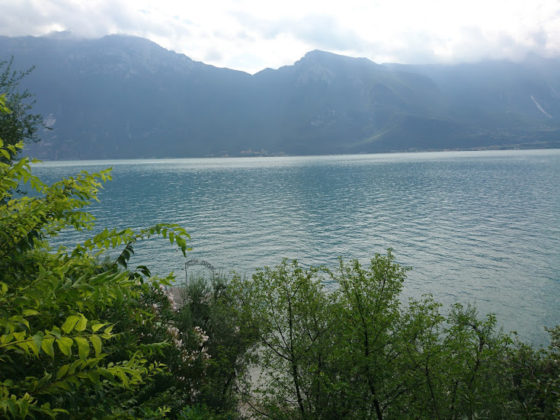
1, 34, 559, 159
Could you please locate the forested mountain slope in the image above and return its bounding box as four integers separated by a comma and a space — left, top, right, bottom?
1, 34, 559, 159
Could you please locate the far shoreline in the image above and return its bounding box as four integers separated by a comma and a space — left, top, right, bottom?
29, 146, 560, 166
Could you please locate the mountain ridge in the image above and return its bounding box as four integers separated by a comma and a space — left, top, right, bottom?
1, 34, 559, 159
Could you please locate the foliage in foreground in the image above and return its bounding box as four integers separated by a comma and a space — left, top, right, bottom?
0, 113, 190, 417
233, 257, 560, 419
0, 93, 558, 418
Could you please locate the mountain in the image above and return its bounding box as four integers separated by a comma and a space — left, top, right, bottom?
1, 34, 559, 159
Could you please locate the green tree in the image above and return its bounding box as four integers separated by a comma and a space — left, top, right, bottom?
0, 57, 42, 150
232, 251, 560, 419
232, 260, 333, 418
329, 252, 411, 419
0, 102, 191, 417
160, 275, 258, 416
507, 325, 560, 418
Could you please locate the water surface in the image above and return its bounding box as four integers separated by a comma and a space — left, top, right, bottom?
34, 150, 560, 344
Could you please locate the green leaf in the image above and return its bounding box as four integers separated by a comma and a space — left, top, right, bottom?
41, 337, 55, 358
13, 331, 26, 341
31, 334, 43, 356
56, 364, 69, 380
87, 371, 100, 383
90, 334, 102, 356
91, 323, 106, 333
57, 337, 73, 357
61, 315, 80, 334
22, 309, 39, 316
75, 314, 87, 332
68, 359, 84, 375
74, 336, 90, 360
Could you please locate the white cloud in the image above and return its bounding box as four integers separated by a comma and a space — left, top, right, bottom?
0, 0, 559, 73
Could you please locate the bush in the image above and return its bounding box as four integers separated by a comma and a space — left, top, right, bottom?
0, 98, 190, 417
232, 253, 560, 419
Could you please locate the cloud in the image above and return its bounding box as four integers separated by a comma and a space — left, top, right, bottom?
0, 0, 192, 43
287, 14, 368, 51
232, 12, 368, 51
204, 48, 223, 63
1, 0, 559, 72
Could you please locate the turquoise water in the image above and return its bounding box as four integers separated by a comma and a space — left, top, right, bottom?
33, 150, 560, 344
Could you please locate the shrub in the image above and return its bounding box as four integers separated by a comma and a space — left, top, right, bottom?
0, 98, 190, 418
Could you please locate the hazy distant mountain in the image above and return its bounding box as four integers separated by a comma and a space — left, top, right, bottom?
1, 34, 559, 159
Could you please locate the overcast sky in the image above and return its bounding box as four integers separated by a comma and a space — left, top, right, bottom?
1, 0, 559, 73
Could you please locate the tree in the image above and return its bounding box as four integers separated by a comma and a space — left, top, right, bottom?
329, 252, 411, 419
232, 251, 560, 419
507, 325, 560, 418
0, 57, 43, 151
0, 100, 192, 417
232, 260, 333, 418
161, 275, 259, 416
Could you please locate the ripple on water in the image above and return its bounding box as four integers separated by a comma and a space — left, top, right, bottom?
34, 150, 560, 344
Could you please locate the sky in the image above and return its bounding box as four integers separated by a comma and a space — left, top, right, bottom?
1, 0, 559, 74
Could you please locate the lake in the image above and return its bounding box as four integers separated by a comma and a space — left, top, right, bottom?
33, 149, 560, 344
